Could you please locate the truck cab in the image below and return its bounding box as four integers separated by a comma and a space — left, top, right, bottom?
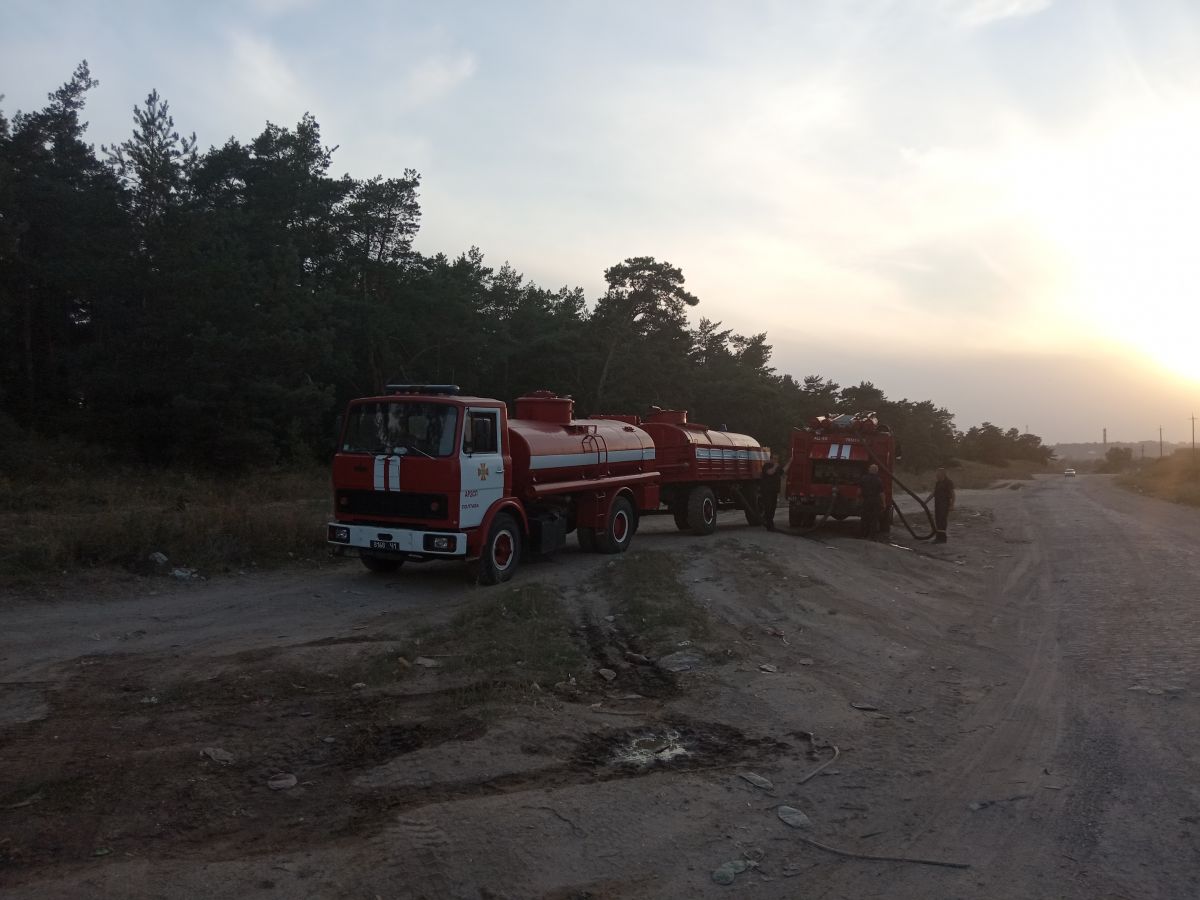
326, 385, 516, 578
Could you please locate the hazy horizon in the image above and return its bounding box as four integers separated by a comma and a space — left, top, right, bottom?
4, 0, 1197, 443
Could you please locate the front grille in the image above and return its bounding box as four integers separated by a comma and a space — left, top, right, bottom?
337, 490, 448, 520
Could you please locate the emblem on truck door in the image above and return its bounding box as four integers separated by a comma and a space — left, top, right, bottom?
477, 462, 490, 480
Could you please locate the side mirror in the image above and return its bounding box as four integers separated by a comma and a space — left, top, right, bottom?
332, 414, 343, 451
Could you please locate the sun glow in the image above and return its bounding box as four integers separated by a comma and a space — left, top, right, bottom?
1016, 104, 1200, 384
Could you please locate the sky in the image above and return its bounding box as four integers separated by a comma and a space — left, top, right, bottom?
3, 0, 1199, 443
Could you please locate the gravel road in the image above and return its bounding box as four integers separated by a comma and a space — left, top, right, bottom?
2, 475, 1198, 898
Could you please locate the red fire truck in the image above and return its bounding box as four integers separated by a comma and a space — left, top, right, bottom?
786, 412, 896, 529
593, 408, 768, 534
326, 387, 659, 583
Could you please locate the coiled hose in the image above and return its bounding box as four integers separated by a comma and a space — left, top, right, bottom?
863, 444, 938, 541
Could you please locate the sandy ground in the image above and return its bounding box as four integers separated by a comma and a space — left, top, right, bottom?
2, 475, 1199, 899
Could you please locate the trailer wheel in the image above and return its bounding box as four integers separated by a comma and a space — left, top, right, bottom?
742, 484, 761, 526
595, 496, 635, 554
672, 507, 690, 531
686, 486, 718, 535
360, 555, 402, 574
577, 526, 597, 552
476, 513, 522, 585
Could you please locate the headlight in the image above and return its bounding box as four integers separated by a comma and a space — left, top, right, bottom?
328, 526, 351, 543
423, 535, 456, 552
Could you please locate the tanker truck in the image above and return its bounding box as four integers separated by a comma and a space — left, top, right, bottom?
326, 387, 660, 583
592, 408, 769, 534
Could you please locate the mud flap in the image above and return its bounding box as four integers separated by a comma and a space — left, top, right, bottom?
529, 511, 568, 555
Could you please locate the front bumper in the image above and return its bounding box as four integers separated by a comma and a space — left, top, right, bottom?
327, 522, 468, 558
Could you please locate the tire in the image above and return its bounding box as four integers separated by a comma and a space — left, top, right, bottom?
686, 485, 718, 536
476, 513, 522, 585
789, 504, 815, 528
594, 496, 636, 554
360, 555, 402, 574
577, 526, 597, 552
672, 507, 690, 531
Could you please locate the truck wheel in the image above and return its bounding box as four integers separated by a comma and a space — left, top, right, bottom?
789, 504, 815, 528
595, 496, 635, 554
672, 507, 689, 531
361, 555, 402, 574
477, 513, 522, 585
577, 526, 597, 552
686, 486, 717, 536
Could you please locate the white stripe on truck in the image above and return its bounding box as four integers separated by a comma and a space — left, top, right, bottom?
529, 452, 598, 470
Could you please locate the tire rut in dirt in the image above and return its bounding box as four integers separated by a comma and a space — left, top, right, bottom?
580, 621, 677, 699
334, 713, 488, 767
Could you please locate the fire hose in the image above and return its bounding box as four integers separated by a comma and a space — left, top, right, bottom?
863, 444, 938, 541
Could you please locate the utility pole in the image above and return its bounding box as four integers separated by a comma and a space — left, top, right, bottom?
1160, 426, 1164, 458
1192, 414, 1197, 467
1103, 427, 1107, 448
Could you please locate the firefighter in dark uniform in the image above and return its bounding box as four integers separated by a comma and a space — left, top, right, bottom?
859, 463, 885, 539
759, 452, 786, 530
926, 467, 956, 543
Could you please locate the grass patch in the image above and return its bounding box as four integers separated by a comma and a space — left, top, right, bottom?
1118, 451, 1200, 507
601, 550, 710, 653
148, 585, 584, 710
897, 458, 1051, 493
433, 582, 586, 685
0, 467, 330, 586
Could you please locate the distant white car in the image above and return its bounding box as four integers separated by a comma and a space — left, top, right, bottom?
1064, 468, 1076, 477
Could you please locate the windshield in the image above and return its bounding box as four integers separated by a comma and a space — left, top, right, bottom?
341, 402, 459, 457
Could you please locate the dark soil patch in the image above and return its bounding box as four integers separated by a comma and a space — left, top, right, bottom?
0, 645, 497, 879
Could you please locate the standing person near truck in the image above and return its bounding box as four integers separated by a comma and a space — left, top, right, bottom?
759, 452, 787, 531
927, 467, 956, 543
859, 463, 886, 539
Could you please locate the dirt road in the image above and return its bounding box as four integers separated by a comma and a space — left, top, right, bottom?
2, 475, 1198, 898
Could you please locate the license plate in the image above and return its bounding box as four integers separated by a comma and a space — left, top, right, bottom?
370, 540, 402, 551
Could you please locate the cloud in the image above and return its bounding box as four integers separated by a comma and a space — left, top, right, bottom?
398, 51, 477, 109
944, 0, 1053, 28
226, 30, 301, 112
248, 0, 322, 15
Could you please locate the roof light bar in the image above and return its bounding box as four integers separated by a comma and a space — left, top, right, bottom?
385, 384, 461, 396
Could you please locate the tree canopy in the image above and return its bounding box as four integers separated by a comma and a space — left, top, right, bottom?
0, 64, 1049, 472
